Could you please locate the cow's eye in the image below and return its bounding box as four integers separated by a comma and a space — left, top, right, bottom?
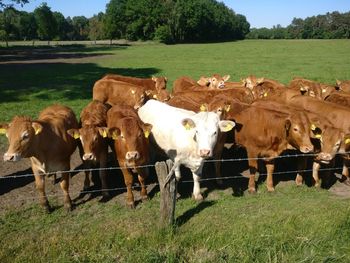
293, 127, 298, 132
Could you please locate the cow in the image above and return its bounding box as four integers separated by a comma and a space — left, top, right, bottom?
92, 79, 149, 109
0, 105, 79, 212
335, 80, 350, 93
138, 99, 235, 201
289, 78, 335, 100
102, 74, 170, 102
67, 100, 111, 198
106, 104, 153, 208
325, 91, 350, 108
232, 106, 314, 193
241, 75, 286, 100
251, 100, 345, 187
172, 74, 230, 94
287, 95, 350, 185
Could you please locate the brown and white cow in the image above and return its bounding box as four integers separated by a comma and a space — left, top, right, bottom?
232, 106, 314, 193
106, 104, 152, 208
92, 79, 149, 109
102, 74, 170, 102
0, 105, 79, 212
67, 100, 111, 198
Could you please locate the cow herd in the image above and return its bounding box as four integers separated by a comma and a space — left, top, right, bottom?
1, 73, 350, 212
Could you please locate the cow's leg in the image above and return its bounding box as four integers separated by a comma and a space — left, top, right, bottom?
312, 161, 321, 187
83, 161, 91, 192
295, 156, 307, 186
192, 164, 204, 201
137, 167, 149, 201
121, 168, 135, 208
341, 158, 350, 184
99, 151, 109, 198
248, 157, 257, 193
214, 135, 225, 186
33, 173, 51, 212
60, 163, 72, 211
266, 162, 275, 192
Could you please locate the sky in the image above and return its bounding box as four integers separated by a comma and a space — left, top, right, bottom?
5, 0, 350, 29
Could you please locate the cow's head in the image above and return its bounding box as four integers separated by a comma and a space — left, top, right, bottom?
198, 74, 230, 89
335, 79, 350, 93
152, 76, 167, 91
0, 116, 42, 162
285, 113, 313, 154
181, 112, 235, 158
311, 125, 344, 164
67, 126, 108, 162
108, 117, 152, 167
299, 84, 323, 99
130, 90, 148, 110
146, 88, 171, 102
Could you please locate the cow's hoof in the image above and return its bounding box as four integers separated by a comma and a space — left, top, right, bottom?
43, 204, 53, 214
341, 176, 350, 186
248, 187, 256, 194
314, 183, 321, 188
192, 194, 204, 202
141, 195, 149, 202
267, 187, 275, 192
295, 176, 303, 186
127, 201, 135, 209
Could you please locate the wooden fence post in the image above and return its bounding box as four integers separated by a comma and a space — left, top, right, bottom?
155, 160, 176, 227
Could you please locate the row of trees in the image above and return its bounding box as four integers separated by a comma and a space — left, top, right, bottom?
0, 0, 250, 45
247, 11, 350, 39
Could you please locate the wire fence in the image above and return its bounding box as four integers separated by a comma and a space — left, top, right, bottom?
0, 151, 347, 201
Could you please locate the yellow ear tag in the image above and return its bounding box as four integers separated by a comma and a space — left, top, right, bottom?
200, 105, 206, 111
345, 138, 350, 144
223, 123, 233, 132
0, 128, 6, 134
131, 90, 136, 94
310, 124, 316, 131
112, 132, 118, 140
34, 126, 42, 135
102, 130, 107, 138
144, 130, 150, 138
263, 92, 268, 97
322, 89, 327, 93
185, 123, 191, 130
315, 134, 322, 139
153, 95, 158, 99
225, 105, 231, 112
73, 132, 80, 139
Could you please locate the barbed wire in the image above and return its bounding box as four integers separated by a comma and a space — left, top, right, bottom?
0, 152, 348, 180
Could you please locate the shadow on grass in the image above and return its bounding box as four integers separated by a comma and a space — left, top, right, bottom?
176, 200, 216, 227
0, 62, 161, 103
0, 168, 34, 196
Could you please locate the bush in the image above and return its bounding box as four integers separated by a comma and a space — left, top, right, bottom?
154, 25, 173, 44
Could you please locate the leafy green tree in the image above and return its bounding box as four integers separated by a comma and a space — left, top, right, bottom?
103, 0, 127, 42
72, 16, 88, 40
18, 11, 36, 40
34, 3, 57, 43
0, 7, 20, 46
53, 11, 70, 40
89, 12, 104, 43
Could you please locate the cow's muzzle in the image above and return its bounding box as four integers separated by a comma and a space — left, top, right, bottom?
316, 152, 333, 164
3, 152, 21, 162
83, 153, 96, 161
199, 149, 211, 158
126, 151, 140, 161
300, 145, 313, 154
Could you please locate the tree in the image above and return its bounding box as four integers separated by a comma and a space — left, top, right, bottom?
18, 11, 37, 40
89, 12, 104, 43
103, 0, 127, 42
71, 16, 88, 40
0, 7, 20, 46
34, 2, 57, 44
53, 11, 69, 40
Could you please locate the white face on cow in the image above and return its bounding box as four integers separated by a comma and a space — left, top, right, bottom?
182, 112, 235, 158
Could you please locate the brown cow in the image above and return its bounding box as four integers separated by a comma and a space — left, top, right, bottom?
287, 95, 350, 184
233, 106, 313, 193
67, 100, 110, 198
0, 105, 78, 212
289, 78, 335, 100
242, 75, 286, 100
102, 74, 170, 102
325, 91, 350, 108
92, 79, 149, 109
336, 80, 350, 93
106, 104, 152, 208
172, 74, 230, 94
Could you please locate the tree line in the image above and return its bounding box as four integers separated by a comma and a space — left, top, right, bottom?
247, 11, 350, 39
0, 0, 250, 45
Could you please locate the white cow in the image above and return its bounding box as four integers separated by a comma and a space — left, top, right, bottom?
138, 99, 235, 200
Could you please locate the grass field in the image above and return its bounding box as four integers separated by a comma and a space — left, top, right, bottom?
1, 40, 350, 262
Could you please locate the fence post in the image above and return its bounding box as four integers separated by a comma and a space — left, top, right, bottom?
155, 160, 176, 227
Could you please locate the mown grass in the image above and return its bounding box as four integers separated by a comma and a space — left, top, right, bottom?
1, 40, 350, 262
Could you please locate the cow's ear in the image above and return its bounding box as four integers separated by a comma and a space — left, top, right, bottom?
223, 75, 230, 82
219, 120, 235, 132
336, 79, 342, 87
285, 119, 291, 132
0, 123, 9, 134
152, 76, 157, 82
197, 77, 209, 86
164, 77, 168, 82
257, 77, 264, 85
108, 127, 121, 140
98, 127, 109, 138
32, 122, 43, 135
67, 129, 80, 139
199, 103, 208, 112
310, 124, 322, 139
182, 118, 196, 130
141, 123, 152, 138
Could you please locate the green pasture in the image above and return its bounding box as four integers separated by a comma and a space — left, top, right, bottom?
1, 40, 350, 262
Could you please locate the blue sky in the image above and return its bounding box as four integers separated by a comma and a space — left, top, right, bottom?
6, 0, 350, 28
